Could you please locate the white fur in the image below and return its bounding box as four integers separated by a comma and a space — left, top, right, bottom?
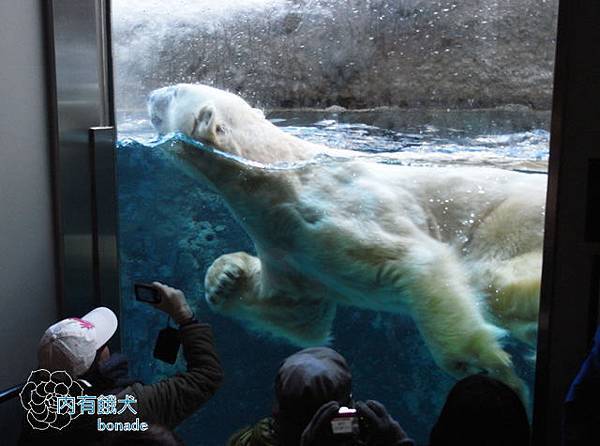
148, 84, 545, 397
148, 84, 323, 162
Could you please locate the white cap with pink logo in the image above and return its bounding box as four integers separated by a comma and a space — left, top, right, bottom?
37, 307, 118, 376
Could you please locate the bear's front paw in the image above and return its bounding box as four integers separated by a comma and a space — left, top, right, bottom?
204, 256, 248, 311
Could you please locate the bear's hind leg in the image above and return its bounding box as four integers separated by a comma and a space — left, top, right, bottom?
483, 251, 541, 347
383, 241, 528, 399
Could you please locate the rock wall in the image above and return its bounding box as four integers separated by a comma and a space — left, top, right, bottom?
113, 0, 559, 111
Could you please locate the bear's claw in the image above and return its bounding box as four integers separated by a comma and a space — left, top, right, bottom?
205, 255, 251, 310
207, 265, 244, 305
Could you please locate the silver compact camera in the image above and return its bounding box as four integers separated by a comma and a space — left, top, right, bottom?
330, 406, 360, 435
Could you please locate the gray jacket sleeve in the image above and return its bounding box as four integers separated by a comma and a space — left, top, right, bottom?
120, 322, 224, 429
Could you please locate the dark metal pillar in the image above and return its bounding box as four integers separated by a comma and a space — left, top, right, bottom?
533, 1, 600, 444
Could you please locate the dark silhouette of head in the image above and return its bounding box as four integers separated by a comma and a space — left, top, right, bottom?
273, 347, 353, 446
430, 374, 530, 446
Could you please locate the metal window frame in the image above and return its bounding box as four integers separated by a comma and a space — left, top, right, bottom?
532, 1, 600, 445
45, 0, 120, 349
43, 0, 600, 444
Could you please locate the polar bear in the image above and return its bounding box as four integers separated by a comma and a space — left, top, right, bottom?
148, 83, 545, 396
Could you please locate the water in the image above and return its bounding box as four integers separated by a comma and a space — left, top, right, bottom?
117, 111, 547, 446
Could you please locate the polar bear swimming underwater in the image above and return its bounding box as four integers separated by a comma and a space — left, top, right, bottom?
148, 83, 545, 395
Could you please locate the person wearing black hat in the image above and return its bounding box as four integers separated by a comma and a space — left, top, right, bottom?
227, 347, 414, 446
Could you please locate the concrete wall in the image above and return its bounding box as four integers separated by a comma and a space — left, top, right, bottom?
114, 0, 559, 110
0, 1, 58, 442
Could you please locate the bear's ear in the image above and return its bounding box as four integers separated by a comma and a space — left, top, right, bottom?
252, 108, 265, 119
193, 103, 218, 141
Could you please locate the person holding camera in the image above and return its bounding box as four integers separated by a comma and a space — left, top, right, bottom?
19, 282, 223, 445
227, 347, 414, 446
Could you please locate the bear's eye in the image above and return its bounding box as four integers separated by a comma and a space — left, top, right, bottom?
216, 124, 226, 135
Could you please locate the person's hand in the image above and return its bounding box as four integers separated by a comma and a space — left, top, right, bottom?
356, 400, 414, 446
300, 401, 340, 446
151, 282, 194, 325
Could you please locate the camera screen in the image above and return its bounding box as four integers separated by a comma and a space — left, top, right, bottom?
134, 284, 160, 303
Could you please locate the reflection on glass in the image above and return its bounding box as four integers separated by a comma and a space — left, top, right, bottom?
112, 1, 558, 444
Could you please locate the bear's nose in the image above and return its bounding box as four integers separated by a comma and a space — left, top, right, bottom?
151, 115, 163, 128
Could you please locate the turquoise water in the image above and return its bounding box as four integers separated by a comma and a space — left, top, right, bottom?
116, 112, 548, 445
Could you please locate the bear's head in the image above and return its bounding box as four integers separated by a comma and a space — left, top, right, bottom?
148, 84, 266, 158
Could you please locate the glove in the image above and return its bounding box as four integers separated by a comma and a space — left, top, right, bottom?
356, 400, 414, 446
300, 401, 340, 446
151, 282, 194, 325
